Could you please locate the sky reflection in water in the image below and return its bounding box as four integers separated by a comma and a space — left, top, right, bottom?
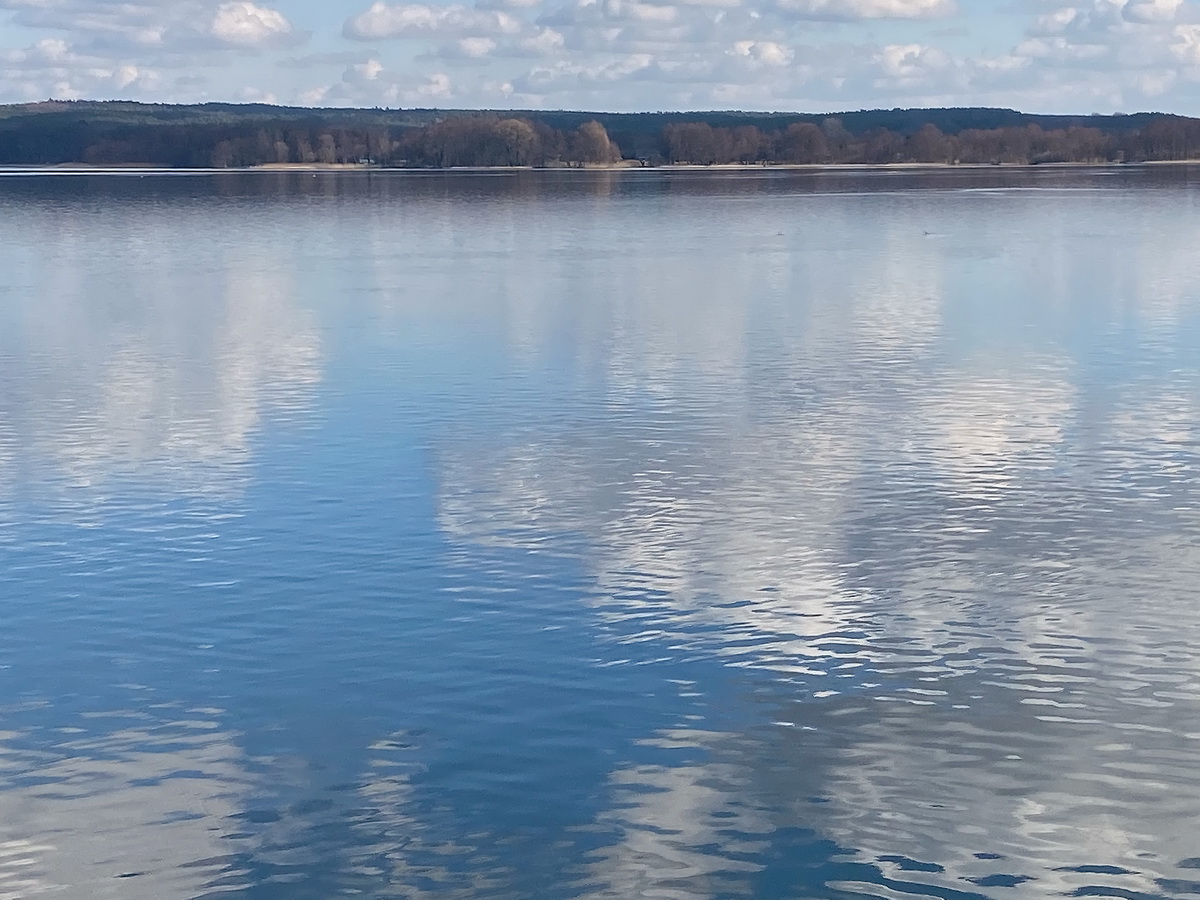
1, 167, 1200, 899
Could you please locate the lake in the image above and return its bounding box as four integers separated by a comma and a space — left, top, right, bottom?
2, 166, 1200, 899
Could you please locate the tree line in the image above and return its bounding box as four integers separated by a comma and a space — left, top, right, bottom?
5, 104, 1200, 167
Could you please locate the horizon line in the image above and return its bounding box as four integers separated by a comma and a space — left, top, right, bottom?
0, 98, 1187, 120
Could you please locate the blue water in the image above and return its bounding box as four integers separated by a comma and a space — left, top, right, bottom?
2, 166, 1200, 899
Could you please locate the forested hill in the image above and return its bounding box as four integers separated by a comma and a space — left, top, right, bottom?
2, 100, 1199, 167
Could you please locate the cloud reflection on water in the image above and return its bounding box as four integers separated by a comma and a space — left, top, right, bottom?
0, 192, 328, 895
4, 171, 1200, 898
578, 729, 773, 900
0, 207, 321, 502
0, 712, 251, 900
432, 183, 1200, 896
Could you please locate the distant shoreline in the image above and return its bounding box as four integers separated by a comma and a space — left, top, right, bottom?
5, 159, 1200, 174
5, 103, 1199, 169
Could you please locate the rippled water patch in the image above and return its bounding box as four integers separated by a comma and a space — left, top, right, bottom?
2, 167, 1200, 898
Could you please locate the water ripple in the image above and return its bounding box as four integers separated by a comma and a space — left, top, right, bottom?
4, 168, 1200, 897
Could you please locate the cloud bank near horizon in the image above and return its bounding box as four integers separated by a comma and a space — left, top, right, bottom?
3, 0, 1200, 114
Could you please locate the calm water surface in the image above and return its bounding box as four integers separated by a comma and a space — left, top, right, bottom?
2, 167, 1200, 899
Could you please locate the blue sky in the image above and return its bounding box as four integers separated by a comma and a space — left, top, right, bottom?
1, 0, 1199, 113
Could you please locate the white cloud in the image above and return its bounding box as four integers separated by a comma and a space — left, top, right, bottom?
344, 2, 523, 39
622, 2, 680, 23
666, 0, 745, 9
519, 27, 566, 54
210, 1, 296, 46
516, 51, 654, 91
346, 56, 385, 81
0, 36, 161, 100
1001, 0, 1198, 103
404, 69, 452, 97
1030, 7, 1079, 35
341, 0, 966, 109
1014, 35, 1111, 62
300, 84, 329, 103
478, 0, 545, 9
322, 65, 456, 104
1173, 22, 1200, 62
1123, 0, 1181, 23
0, 0, 310, 102
458, 35, 498, 55
775, 0, 954, 19
5, 0, 1200, 114
729, 39, 792, 65
0, 0, 304, 53
876, 41, 941, 76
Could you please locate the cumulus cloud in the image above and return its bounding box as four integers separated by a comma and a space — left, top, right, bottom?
775, 0, 955, 18
309, 64, 459, 105
1030, 7, 1079, 35
404, 69, 453, 97
0, 36, 160, 99
477, 0, 545, 9
1008, 0, 1194, 85
351, 56, 385, 80
434, 35, 499, 57
0, 0, 170, 49
1123, 0, 1181, 23
5, 0, 1200, 115
319, 0, 1200, 111
0, 0, 311, 102
344, 2, 522, 39
210, 1, 298, 46
876, 42, 948, 77
0, 0, 303, 54
277, 50, 379, 68
519, 27, 566, 54
729, 39, 793, 65
1173, 22, 1200, 62
515, 52, 654, 92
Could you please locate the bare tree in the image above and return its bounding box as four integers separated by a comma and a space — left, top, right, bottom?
496, 119, 539, 166
777, 123, 828, 164
569, 121, 621, 165
209, 140, 234, 168
907, 124, 954, 163
316, 133, 337, 164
